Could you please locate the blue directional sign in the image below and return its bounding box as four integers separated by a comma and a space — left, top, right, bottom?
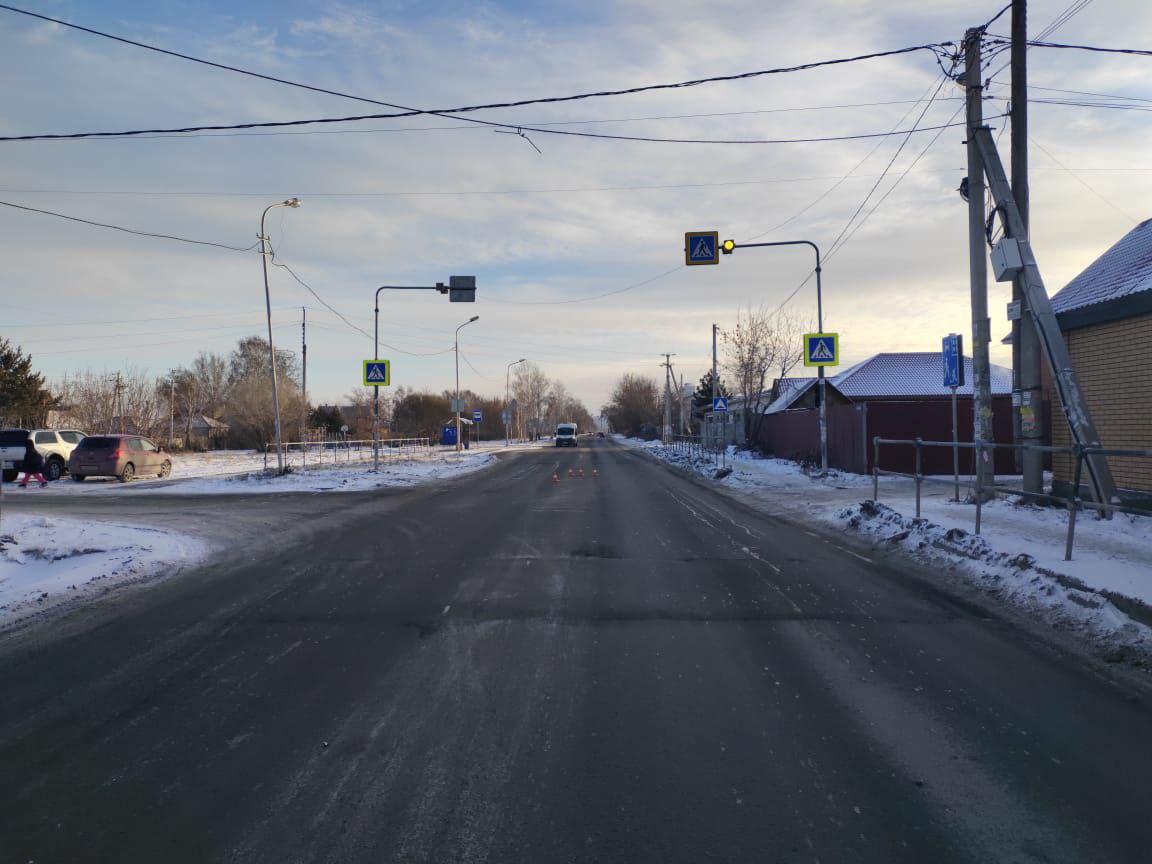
712, 396, 729, 413
362, 359, 391, 386
942, 333, 965, 388
803, 333, 839, 368
473, 410, 483, 423
684, 231, 720, 266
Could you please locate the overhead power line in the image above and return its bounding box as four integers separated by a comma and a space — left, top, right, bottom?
0, 3, 945, 123
0, 115, 980, 146
0, 198, 260, 251
999, 38, 1152, 58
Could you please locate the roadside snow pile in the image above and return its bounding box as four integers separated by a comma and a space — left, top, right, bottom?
149, 451, 497, 495
838, 500, 1152, 662
0, 514, 204, 625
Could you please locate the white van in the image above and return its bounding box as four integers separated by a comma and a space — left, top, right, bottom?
555, 423, 578, 447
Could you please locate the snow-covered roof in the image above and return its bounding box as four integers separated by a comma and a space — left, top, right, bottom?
1050, 217, 1152, 315
831, 352, 1012, 398
764, 378, 818, 414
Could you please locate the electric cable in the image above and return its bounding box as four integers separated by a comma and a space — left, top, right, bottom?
0, 198, 260, 251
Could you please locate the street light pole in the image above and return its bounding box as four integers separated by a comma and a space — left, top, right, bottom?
506, 358, 526, 446
721, 238, 828, 476
455, 316, 479, 453
259, 197, 300, 474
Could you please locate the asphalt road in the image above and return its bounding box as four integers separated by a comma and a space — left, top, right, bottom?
3, 438, 1152, 863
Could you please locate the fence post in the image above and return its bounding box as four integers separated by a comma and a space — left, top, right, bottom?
974, 440, 983, 535
872, 437, 880, 501
1065, 445, 1084, 562
914, 438, 923, 519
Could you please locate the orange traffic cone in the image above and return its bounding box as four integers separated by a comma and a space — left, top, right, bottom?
578, 467, 585, 477
568, 468, 574, 477
552, 472, 559, 483
592, 468, 598, 478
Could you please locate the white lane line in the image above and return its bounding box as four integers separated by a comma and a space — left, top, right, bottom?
442, 605, 451, 616
836, 546, 873, 564
804, 531, 818, 538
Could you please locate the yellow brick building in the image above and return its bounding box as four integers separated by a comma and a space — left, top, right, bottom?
1048, 219, 1152, 501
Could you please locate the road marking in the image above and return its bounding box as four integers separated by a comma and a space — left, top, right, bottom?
836, 546, 872, 564
442, 605, 451, 616
804, 531, 818, 538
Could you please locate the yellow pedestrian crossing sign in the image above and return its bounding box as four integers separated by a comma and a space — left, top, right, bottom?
803, 333, 839, 367
363, 359, 391, 386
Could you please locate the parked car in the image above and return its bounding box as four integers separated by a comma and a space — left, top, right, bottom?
67, 434, 172, 483
0, 428, 88, 482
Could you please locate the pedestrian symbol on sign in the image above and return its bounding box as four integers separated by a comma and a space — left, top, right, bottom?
803, 333, 839, 367
362, 359, 391, 386
684, 230, 720, 266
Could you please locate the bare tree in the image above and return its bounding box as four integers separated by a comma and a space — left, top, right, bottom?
602, 373, 661, 437
511, 361, 550, 440
723, 306, 808, 444
56, 367, 164, 437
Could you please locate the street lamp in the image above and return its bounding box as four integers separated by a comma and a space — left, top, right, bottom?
455, 316, 479, 452
506, 358, 527, 446
720, 238, 829, 476
259, 197, 301, 474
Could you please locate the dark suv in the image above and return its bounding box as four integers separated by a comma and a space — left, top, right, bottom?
68, 435, 172, 483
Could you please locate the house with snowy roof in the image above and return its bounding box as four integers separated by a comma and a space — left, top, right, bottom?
1047, 217, 1152, 499
758, 352, 1015, 474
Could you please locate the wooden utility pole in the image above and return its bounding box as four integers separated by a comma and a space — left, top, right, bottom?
965, 27, 995, 496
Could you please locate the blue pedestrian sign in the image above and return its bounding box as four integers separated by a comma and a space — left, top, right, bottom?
362, 359, 391, 386
684, 231, 720, 266
712, 396, 729, 413
942, 333, 965, 388
803, 333, 839, 368
472, 410, 483, 423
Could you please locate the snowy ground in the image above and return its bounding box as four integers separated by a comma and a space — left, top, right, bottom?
0, 514, 204, 626
622, 437, 1152, 663
3, 441, 540, 496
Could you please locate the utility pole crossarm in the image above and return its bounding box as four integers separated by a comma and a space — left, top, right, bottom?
972, 126, 1119, 506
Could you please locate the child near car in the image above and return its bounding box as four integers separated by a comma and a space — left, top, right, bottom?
17, 438, 48, 488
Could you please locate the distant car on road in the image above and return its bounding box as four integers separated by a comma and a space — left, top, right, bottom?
596, 431, 606, 438
0, 428, 88, 482
67, 434, 172, 483
555, 423, 578, 447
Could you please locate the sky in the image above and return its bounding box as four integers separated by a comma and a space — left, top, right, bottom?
1, 0, 1150, 414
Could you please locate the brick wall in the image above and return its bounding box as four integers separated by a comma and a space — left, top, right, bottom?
1051, 311, 1152, 494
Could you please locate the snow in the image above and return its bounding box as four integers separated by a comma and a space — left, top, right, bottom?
11, 442, 540, 495
622, 436, 1152, 662
0, 514, 204, 626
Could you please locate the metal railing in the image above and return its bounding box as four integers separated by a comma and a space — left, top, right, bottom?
667, 434, 729, 469
264, 437, 431, 472
872, 437, 1152, 560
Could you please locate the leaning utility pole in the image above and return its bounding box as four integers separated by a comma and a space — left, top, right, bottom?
964, 27, 995, 495
1011, 0, 1044, 494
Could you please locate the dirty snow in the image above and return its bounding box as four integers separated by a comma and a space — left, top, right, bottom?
8, 443, 530, 495
623, 436, 1152, 662
0, 514, 204, 625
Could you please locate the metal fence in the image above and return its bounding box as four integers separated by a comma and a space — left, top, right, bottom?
667, 434, 729, 469
872, 437, 1152, 560
264, 437, 432, 472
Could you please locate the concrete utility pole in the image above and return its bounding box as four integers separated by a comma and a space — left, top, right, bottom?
711, 324, 718, 447
505, 358, 526, 446
964, 28, 995, 496
301, 306, 307, 469
1012, 0, 1044, 494
660, 353, 675, 442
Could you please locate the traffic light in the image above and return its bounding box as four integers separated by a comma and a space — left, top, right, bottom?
721, 239, 736, 254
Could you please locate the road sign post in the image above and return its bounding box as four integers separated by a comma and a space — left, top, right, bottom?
943, 333, 965, 502
715, 237, 829, 474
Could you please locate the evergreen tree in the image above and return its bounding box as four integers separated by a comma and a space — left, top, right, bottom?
691, 370, 730, 419
0, 338, 53, 426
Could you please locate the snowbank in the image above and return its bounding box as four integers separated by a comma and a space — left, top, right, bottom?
151, 451, 497, 495
0, 514, 204, 625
